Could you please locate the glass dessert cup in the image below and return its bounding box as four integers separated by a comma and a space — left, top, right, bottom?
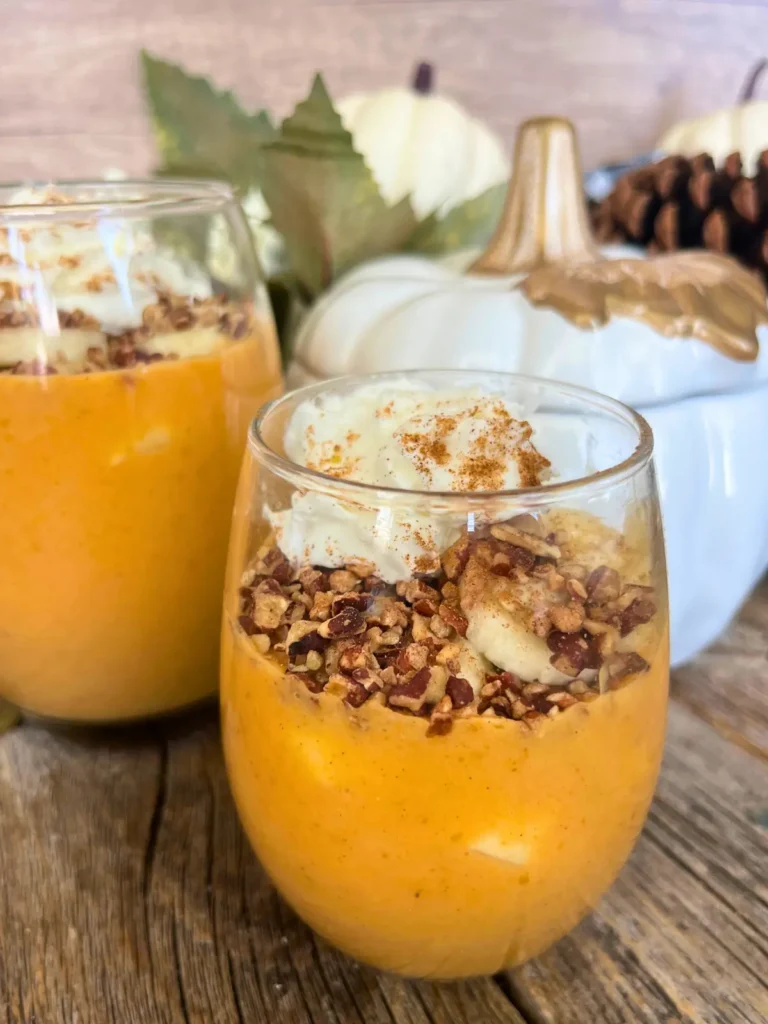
0, 181, 282, 722
221, 370, 669, 979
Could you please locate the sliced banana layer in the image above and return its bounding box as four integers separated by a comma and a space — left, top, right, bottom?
0, 327, 106, 372
459, 556, 571, 686
143, 326, 227, 360
456, 638, 495, 696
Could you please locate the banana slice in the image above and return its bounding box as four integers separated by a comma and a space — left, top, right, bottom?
144, 327, 227, 360
456, 638, 494, 695
0, 327, 106, 372
459, 556, 571, 685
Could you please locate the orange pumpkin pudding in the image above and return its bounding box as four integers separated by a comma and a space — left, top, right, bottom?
0, 185, 282, 721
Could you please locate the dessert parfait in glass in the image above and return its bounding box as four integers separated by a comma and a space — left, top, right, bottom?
0, 181, 282, 722
221, 370, 668, 979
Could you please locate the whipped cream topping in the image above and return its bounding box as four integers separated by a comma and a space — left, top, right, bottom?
269, 382, 552, 582
0, 187, 212, 334
284, 382, 550, 492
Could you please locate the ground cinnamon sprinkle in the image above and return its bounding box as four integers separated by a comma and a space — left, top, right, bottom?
396, 399, 549, 491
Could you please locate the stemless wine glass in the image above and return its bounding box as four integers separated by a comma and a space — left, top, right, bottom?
221, 370, 668, 979
0, 180, 282, 722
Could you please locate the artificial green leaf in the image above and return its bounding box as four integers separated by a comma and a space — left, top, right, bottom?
153, 213, 210, 266
0, 699, 19, 736
260, 74, 418, 297
406, 182, 507, 256
141, 51, 275, 192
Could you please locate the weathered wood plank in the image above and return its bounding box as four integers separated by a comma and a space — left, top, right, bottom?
672, 579, 768, 760
507, 703, 768, 1024
0, 714, 525, 1024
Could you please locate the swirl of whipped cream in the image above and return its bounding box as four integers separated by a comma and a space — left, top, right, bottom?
268, 381, 553, 581
0, 187, 212, 333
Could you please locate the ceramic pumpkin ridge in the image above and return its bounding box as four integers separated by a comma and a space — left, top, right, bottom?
470, 116, 767, 362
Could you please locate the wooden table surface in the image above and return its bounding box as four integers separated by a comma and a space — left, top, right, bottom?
1, 584, 767, 1024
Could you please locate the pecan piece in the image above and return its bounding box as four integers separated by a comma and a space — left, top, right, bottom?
252, 591, 290, 631
286, 621, 327, 656
427, 695, 454, 737
344, 681, 371, 708
350, 667, 382, 692
388, 666, 431, 711
331, 591, 371, 615
586, 566, 621, 603
619, 598, 656, 636
446, 675, 474, 709
368, 596, 409, 629
329, 569, 358, 593
441, 535, 470, 580
362, 575, 389, 594
490, 523, 561, 559
429, 614, 452, 639
305, 650, 323, 671
567, 578, 588, 601
318, 606, 367, 638
395, 643, 431, 675
598, 651, 650, 692
549, 601, 586, 634
345, 558, 376, 579
238, 614, 258, 636
309, 591, 335, 621
255, 577, 283, 596
262, 547, 293, 583
397, 579, 441, 607
547, 630, 598, 676
438, 603, 468, 637
298, 566, 330, 597
339, 643, 369, 672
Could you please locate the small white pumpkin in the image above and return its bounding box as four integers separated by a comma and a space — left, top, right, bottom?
338, 63, 510, 219
658, 60, 768, 173
290, 117, 768, 667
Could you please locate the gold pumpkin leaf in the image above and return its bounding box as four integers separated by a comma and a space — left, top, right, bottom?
521, 251, 768, 362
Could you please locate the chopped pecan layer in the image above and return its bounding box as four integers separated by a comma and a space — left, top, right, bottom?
0, 293, 257, 375
237, 517, 657, 737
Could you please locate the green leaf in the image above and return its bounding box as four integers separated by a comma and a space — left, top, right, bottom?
141, 51, 275, 192
260, 74, 418, 297
0, 699, 19, 736
153, 214, 210, 267
406, 183, 507, 256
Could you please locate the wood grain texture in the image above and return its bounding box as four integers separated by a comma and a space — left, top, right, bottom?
1, 582, 768, 1023
672, 578, 768, 760
3, 0, 768, 181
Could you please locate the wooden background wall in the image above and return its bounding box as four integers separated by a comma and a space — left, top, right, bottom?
2, 0, 768, 182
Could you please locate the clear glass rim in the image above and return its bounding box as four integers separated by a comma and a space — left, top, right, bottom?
0, 178, 237, 223
250, 370, 654, 507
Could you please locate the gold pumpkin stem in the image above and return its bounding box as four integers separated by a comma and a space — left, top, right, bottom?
470, 116, 599, 276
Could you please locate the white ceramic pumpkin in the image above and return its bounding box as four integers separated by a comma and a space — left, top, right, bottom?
289, 117, 768, 667
338, 63, 510, 219
658, 60, 768, 173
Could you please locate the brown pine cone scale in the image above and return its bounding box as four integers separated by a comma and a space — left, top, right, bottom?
590, 150, 768, 283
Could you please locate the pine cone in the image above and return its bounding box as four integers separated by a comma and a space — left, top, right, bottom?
590, 151, 768, 281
